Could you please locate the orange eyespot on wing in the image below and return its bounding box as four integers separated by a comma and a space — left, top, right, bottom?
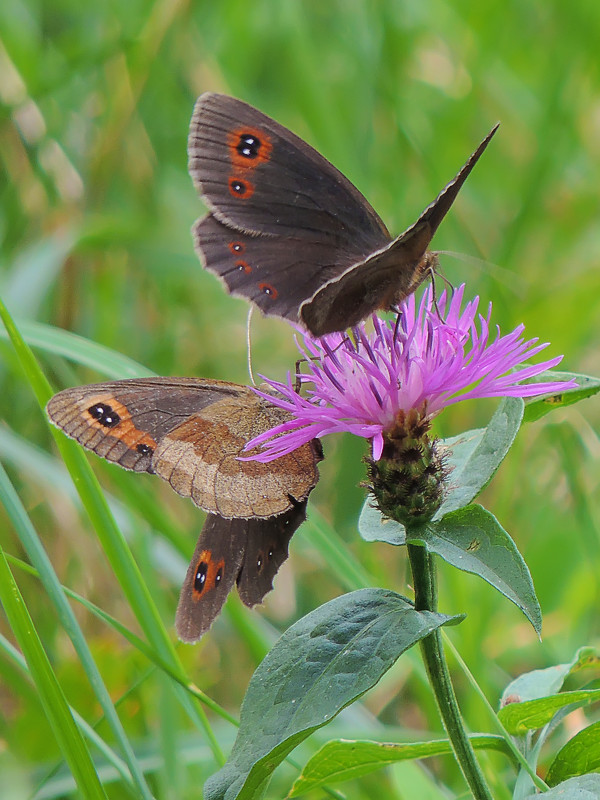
85, 396, 157, 453
259, 282, 278, 299
191, 550, 226, 600
227, 127, 273, 170
228, 177, 254, 199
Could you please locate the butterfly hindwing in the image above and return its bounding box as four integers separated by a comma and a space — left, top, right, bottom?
236, 500, 307, 607
175, 501, 308, 642
193, 214, 371, 323
175, 514, 247, 642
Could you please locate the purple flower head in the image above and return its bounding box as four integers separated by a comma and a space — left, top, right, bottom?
245, 285, 576, 463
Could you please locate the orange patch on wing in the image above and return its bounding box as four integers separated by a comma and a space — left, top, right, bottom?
228, 241, 246, 254
235, 259, 252, 273
85, 395, 157, 450
227, 126, 272, 170
228, 176, 254, 199
192, 550, 225, 600
259, 282, 278, 299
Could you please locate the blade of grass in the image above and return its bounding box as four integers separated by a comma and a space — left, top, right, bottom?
0, 459, 156, 799
0, 633, 139, 796
0, 547, 109, 800
0, 318, 155, 378
0, 295, 224, 764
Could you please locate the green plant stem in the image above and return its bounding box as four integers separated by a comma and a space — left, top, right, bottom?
407, 540, 494, 800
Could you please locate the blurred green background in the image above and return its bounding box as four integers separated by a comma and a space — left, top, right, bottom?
1, 0, 599, 797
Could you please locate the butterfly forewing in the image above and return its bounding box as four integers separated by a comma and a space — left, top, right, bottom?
188, 93, 390, 250
46, 378, 244, 472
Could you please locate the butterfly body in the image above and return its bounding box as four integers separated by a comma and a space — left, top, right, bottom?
189, 93, 497, 336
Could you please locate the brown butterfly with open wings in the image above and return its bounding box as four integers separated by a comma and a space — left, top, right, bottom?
47, 377, 322, 642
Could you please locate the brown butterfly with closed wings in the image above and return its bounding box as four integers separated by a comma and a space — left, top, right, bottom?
189, 93, 498, 336
47, 377, 321, 641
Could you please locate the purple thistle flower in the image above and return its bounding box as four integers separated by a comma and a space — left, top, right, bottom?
245, 285, 577, 463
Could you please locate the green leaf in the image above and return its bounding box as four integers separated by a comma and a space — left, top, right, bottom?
524, 774, 600, 799
435, 395, 524, 519
546, 720, 600, 786
501, 647, 600, 705
0, 548, 108, 800
360, 502, 541, 633
426, 505, 541, 633
499, 689, 600, 735
523, 371, 600, 423
358, 497, 407, 545
288, 735, 512, 796
204, 589, 462, 800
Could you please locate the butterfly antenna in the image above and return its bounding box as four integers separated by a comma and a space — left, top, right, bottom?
246, 308, 256, 386
393, 312, 402, 340
293, 334, 350, 393
294, 358, 303, 394
428, 258, 455, 320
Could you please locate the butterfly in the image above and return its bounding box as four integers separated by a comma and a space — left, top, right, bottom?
188, 93, 498, 337
46, 377, 322, 640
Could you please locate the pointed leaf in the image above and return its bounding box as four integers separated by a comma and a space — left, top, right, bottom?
435, 396, 524, 518
523, 371, 600, 423
524, 774, 600, 799
499, 689, 600, 735
425, 505, 541, 633
289, 735, 511, 796
204, 589, 462, 800
359, 502, 540, 631
501, 647, 600, 705
358, 397, 523, 545
546, 720, 600, 786
358, 497, 407, 545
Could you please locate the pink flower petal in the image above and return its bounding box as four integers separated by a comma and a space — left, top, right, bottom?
245, 285, 577, 462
